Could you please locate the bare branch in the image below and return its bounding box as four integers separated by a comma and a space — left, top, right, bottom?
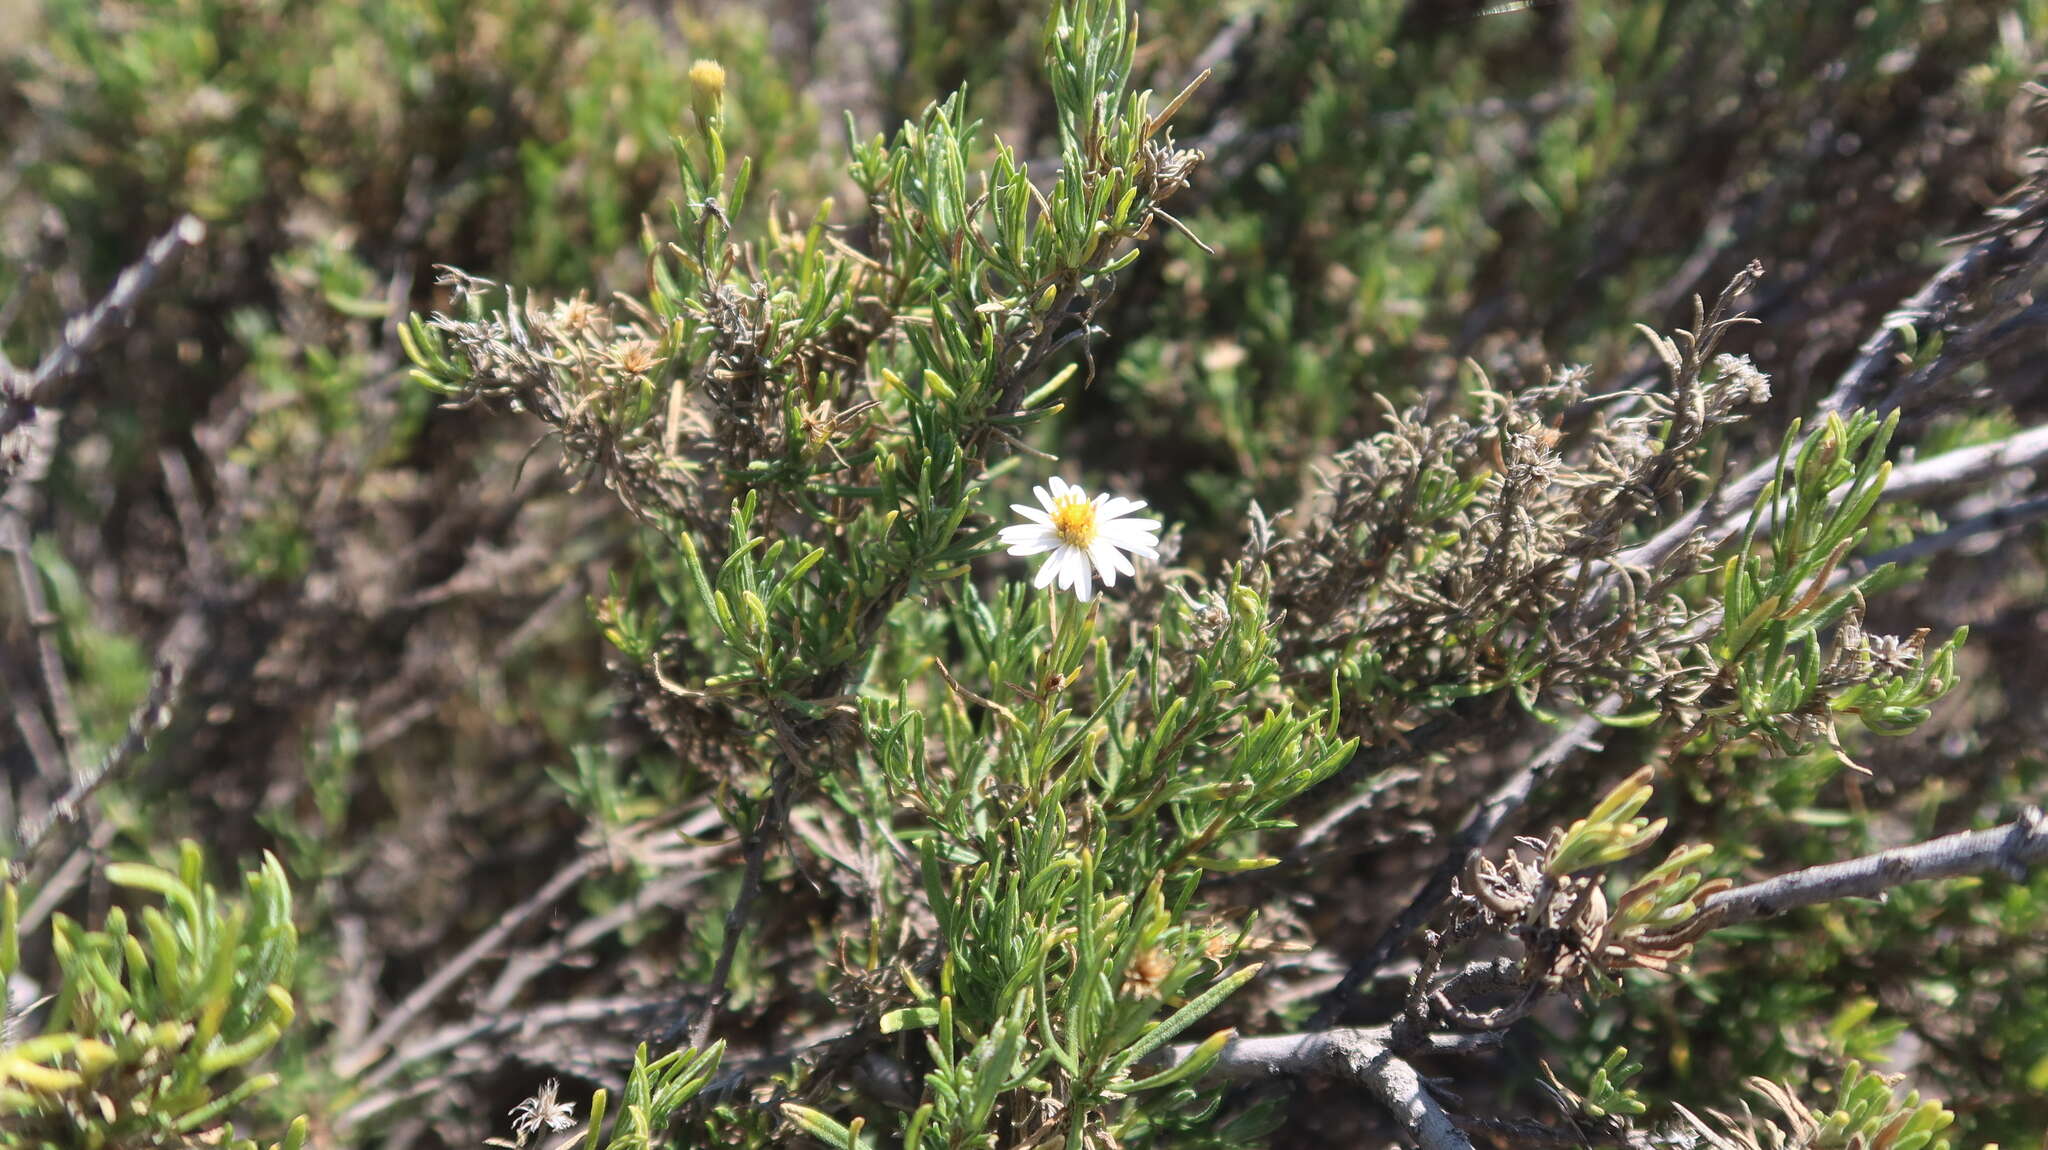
1703, 807, 2048, 929
3, 443, 80, 779
1159, 1027, 1485, 1150
1821, 214, 2039, 419
1310, 416, 2048, 1022
690, 753, 796, 1049
1356, 1046, 1474, 1150
1161, 1026, 1495, 1079
1289, 766, 1424, 860
5, 217, 213, 872
336, 850, 607, 1078
1620, 174, 2048, 577
1452, 1113, 1663, 1148
482, 834, 726, 1012
1671, 421, 2048, 552
341, 993, 678, 1128
1879, 422, 2048, 502
1182, 810, 2048, 1145
1843, 491, 2048, 580
0, 215, 206, 453
10, 659, 185, 877
14, 824, 105, 936
1, 651, 67, 792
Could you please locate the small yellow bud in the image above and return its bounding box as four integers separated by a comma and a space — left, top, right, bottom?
689, 59, 727, 126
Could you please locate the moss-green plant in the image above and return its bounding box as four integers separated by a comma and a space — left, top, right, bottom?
1, 844, 303, 1150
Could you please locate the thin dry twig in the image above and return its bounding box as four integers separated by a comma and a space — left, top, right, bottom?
1822, 197, 2047, 419
1451, 1113, 1662, 1149
1157, 1027, 1491, 1150
337, 851, 608, 1078
482, 837, 727, 1012
1159, 1025, 1495, 1078
1703, 807, 2048, 928
690, 753, 797, 1049
2, 217, 207, 818
342, 993, 678, 1127
4, 497, 80, 780
1622, 179, 2048, 576
1289, 766, 1425, 860
1843, 491, 2048, 580
1880, 422, 2048, 502
1710, 421, 2048, 546
0, 215, 206, 451
9, 661, 184, 878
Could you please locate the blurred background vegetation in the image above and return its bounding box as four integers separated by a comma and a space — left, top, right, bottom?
4, 0, 2047, 1145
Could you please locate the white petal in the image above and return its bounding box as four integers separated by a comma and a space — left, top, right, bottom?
1099, 496, 1147, 518
1098, 522, 1160, 552
1091, 538, 1136, 580
1058, 547, 1085, 591
1047, 476, 1073, 499
1099, 515, 1161, 535
1071, 553, 1094, 600
1034, 553, 1063, 589
1010, 503, 1053, 527
1085, 541, 1120, 585
1005, 538, 1057, 557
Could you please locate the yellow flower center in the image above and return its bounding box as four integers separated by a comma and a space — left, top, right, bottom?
1050, 496, 1098, 547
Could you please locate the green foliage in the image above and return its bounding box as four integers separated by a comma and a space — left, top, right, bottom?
390, 0, 2039, 1140
1, 845, 303, 1150
848, 579, 1348, 1144
401, 0, 1211, 731
404, 2, 1317, 1140
1098, 0, 2039, 545
1804, 1062, 1956, 1150
1545, 767, 1668, 878
13, 0, 732, 286
1706, 410, 1965, 764
1545, 1046, 1648, 1122
589, 1044, 725, 1150
1684, 1061, 1957, 1150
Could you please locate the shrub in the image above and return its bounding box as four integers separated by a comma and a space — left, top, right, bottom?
6, 0, 2048, 1147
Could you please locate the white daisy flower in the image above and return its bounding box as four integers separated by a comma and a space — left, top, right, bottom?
999, 476, 1161, 601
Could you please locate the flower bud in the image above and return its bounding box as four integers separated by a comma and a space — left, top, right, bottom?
689, 59, 727, 131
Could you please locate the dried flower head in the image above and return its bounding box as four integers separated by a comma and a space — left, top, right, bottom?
1123, 947, 1175, 997
606, 339, 662, 378
1000, 477, 1161, 601
508, 1078, 577, 1144
1709, 352, 1773, 414
1864, 633, 1919, 675
1140, 133, 1203, 203
552, 292, 604, 335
